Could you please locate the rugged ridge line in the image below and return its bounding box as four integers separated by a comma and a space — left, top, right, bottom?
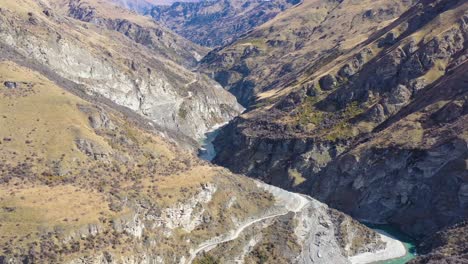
148, 0, 301, 47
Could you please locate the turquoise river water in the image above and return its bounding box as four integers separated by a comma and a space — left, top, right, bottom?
368, 224, 417, 264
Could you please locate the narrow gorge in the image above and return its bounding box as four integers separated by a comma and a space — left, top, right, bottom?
0, 0, 466, 263
199, 0, 468, 262
197, 121, 417, 264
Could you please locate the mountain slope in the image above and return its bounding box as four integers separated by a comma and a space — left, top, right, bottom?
0, 0, 242, 144
0, 60, 266, 263
50, 0, 209, 66
148, 0, 301, 47
0, 60, 392, 264
210, 0, 468, 242
200, 0, 418, 106
410, 221, 468, 263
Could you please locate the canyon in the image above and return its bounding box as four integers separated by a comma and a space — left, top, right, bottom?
0, 0, 466, 263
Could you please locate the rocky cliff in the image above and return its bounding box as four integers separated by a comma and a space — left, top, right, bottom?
193, 182, 396, 264
148, 0, 300, 47
0, 61, 391, 264
0, 0, 243, 145
210, 0, 468, 243
409, 221, 468, 263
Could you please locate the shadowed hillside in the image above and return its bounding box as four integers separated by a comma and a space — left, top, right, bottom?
208, 0, 468, 260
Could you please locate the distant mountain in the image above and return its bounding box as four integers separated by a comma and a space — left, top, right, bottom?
111, 0, 201, 13
148, 0, 301, 47
200, 0, 419, 106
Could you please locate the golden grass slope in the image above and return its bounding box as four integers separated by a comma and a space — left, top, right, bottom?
0, 61, 274, 262
0, 61, 109, 168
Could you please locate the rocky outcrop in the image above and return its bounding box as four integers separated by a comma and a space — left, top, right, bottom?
213, 120, 348, 188
409, 221, 468, 264
75, 138, 110, 160
162, 183, 216, 232
191, 181, 395, 264
311, 135, 468, 238
148, 0, 300, 47
3, 81, 17, 89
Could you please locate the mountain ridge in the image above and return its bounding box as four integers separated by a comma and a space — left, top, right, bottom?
148, 0, 301, 47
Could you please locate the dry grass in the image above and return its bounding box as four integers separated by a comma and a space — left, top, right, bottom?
0, 60, 279, 261
0, 62, 111, 169
421, 59, 449, 84
0, 185, 120, 239
0, 0, 37, 16
372, 119, 424, 148
288, 169, 306, 187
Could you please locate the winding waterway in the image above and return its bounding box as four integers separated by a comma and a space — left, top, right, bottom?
367, 224, 417, 264
198, 122, 226, 161
198, 125, 417, 264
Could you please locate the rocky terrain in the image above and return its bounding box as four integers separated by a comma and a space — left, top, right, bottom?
1, 0, 467, 262
207, 0, 468, 253
0, 60, 393, 263
0, 0, 243, 145
148, 0, 300, 47
59, 0, 209, 66
0, 0, 409, 263
200, 0, 418, 106
409, 221, 468, 263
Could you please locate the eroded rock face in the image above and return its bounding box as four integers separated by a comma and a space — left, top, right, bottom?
194, 182, 389, 264
213, 122, 348, 189
162, 183, 216, 232
0, 0, 243, 144
409, 221, 468, 264
313, 138, 468, 238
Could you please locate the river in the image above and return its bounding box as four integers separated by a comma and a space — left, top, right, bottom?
366, 224, 417, 264
198, 123, 226, 161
